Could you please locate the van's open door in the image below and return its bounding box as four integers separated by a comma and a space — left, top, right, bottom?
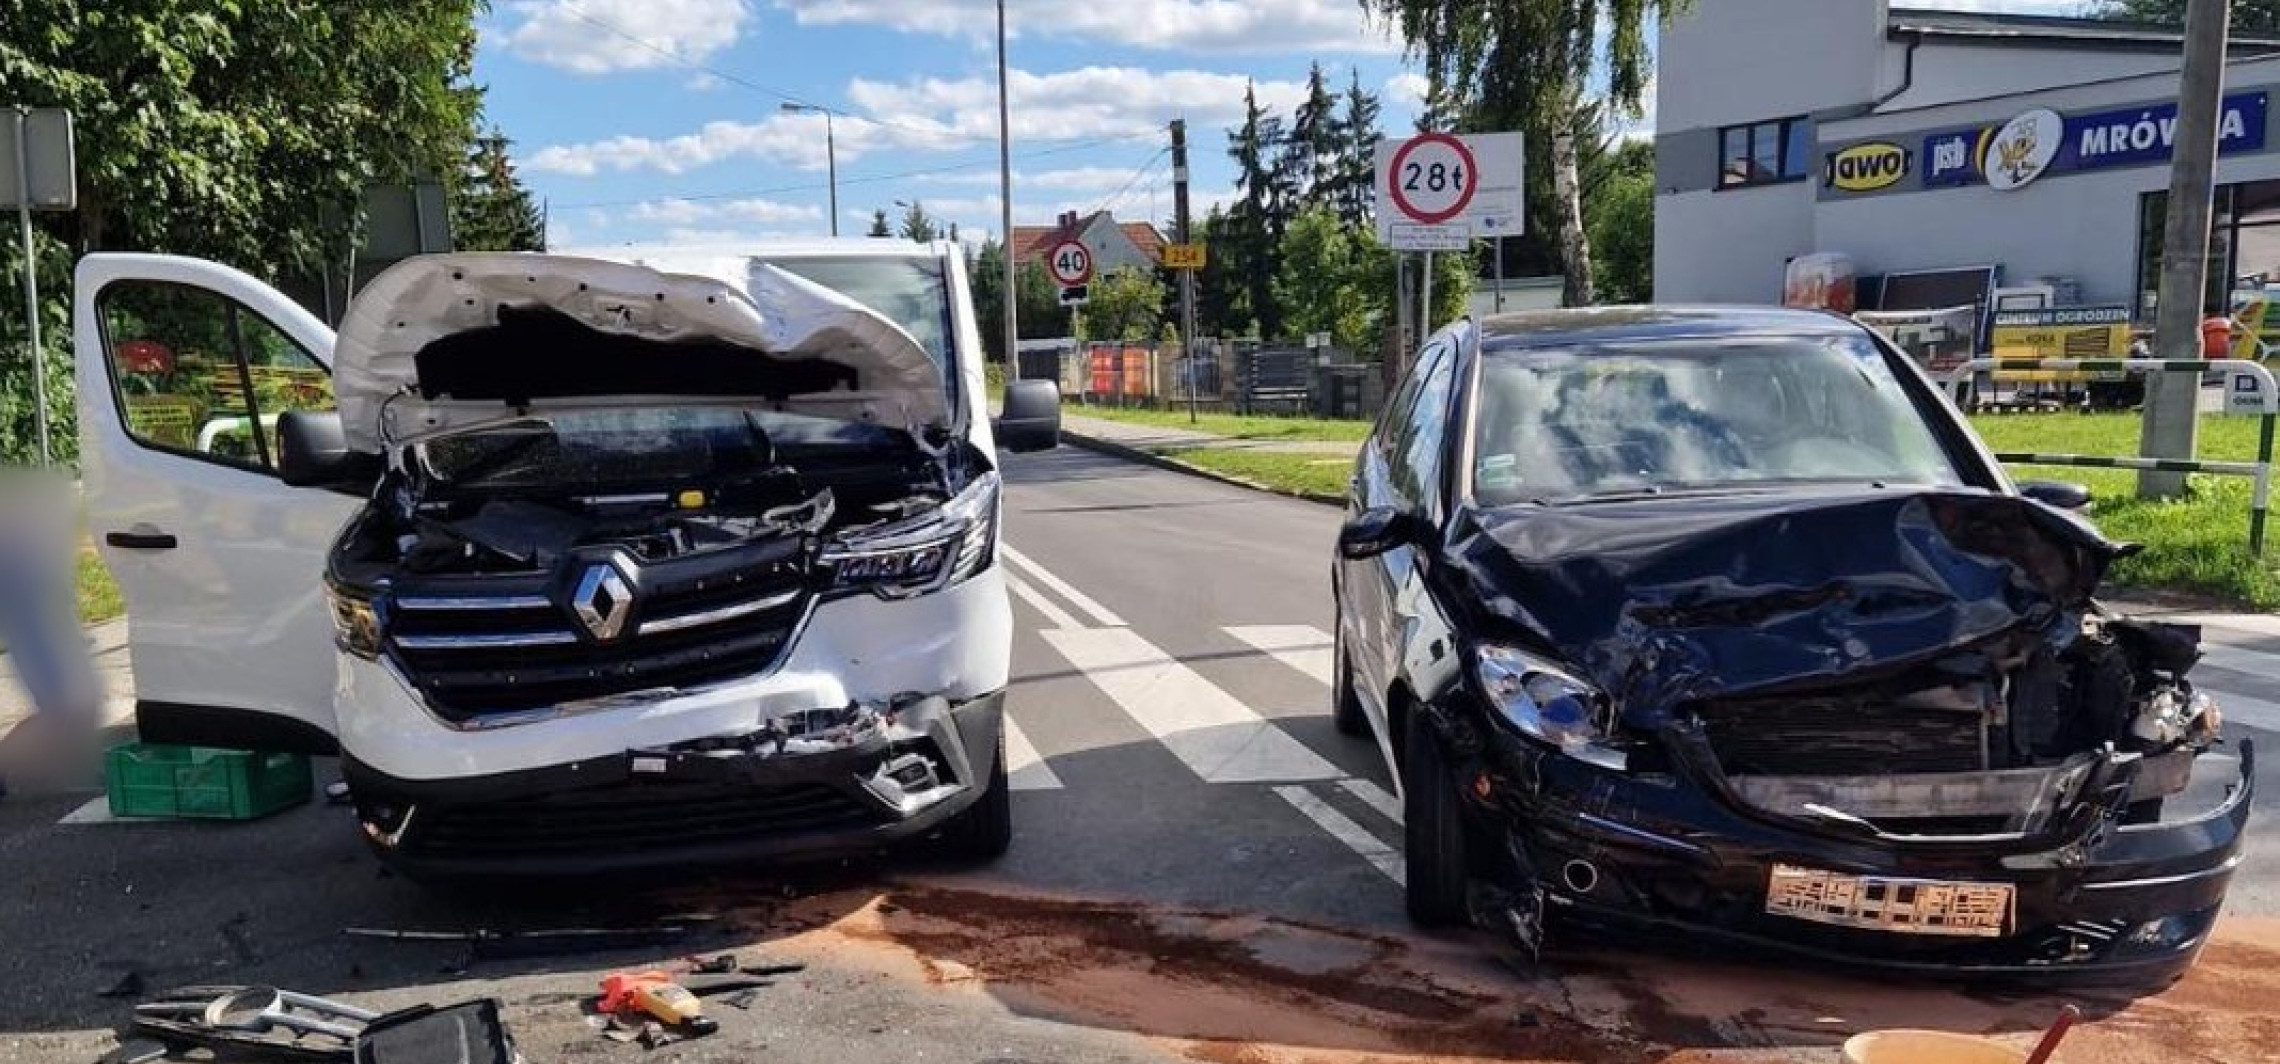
74, 254, 362, 753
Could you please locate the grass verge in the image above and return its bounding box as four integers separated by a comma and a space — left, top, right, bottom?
77, 549, 123, 625
1068, 404, 1373, 443
1170, 449, 1353, 499
1968, 412, 2279, 608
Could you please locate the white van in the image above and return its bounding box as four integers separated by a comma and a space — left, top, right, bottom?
74, 241, 1061, 877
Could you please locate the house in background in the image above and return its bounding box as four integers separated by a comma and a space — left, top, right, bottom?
1011, 210, 1166, 275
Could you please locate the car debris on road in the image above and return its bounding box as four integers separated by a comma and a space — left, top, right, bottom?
126, 985, 520, 1063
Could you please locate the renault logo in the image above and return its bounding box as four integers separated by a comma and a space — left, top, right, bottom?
571, 556, 636, 641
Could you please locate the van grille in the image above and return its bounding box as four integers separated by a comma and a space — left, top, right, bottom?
384, 537, 815, 721
407, 780, 882, 857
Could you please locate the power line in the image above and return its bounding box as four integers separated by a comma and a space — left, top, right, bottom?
552, 133, 1157, 211
1085, 148, 1169, 219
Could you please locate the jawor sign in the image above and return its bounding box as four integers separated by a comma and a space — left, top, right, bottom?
1924, 90, 2269, 188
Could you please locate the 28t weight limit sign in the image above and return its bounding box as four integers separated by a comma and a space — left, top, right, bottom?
1388, 133, 1477, 225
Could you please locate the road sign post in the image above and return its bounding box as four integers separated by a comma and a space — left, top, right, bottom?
1048, 236, 1093, 310
2, 106, 74, 468
1375, 131, 1524, 346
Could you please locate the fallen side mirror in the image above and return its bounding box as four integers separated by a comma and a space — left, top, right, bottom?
2019, 479, 2093, 512
277, 409, 381, 492
995, 378, 1061, 453
1338, 507, 1433, 560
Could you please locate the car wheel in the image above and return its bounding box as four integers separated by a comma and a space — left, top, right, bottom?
1401, 707, 1469, 927
1332, 625, 1369, 738
934, 733, 1013, 862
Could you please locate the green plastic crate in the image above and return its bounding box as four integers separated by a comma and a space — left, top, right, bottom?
104, 743, 313, 820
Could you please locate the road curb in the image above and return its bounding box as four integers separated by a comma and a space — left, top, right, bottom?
1059, 429, 1346, 508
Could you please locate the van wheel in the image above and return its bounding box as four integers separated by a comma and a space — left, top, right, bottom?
1402, 708, 1469, 927
935, 734, 1012, 862
1332, 626, 1368, 738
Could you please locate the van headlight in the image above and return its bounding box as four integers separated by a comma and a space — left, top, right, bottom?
822, 473, 998, 599
327, 585, 384, 660
1473, 645, 1624, 769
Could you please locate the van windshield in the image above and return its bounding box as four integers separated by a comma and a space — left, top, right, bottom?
1469, 334, 1965, 505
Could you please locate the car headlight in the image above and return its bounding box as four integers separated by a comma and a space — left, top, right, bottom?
327, 585, 384, 660
822, 472, 998, 599
1473, 645, 1623, 767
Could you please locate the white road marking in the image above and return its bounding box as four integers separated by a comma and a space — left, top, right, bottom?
1225, 625, 1334, 685
1041, 627, 1341, 783
2208, 686, 2280, 733
2199, 642, 2280, 681
1002, 715, 1064, 791
1275, 785, 1404, 886
2163, 612, 2280, 641
1339, 778, 1404, 826
1000, 544, 1128, 628
1005, 575, 1082, 632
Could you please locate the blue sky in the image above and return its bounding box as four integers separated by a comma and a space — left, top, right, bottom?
473, 0, 2089, 250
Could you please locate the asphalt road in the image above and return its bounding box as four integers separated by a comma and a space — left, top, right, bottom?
2, 445, 2278, 1064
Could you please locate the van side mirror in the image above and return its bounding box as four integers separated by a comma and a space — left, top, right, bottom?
995, 378, 1061, 453
2019, 479, 2093, 512
1338, 507, 1433, 559
277, 409, 380, 491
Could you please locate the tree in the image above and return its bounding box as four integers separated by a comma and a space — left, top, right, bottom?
972, 241, 1073, 356
2100, 0, 2280, 31
1327, 69, 1384, 228
1583, 138, 1654, 304
867, 209, 893, 237
1274, 207, 1378, 353
1195, 206, 1254, 338
1227, 81, 1298, 338
1288, 62, 1343, 207
0, 0, 487, 465
1014, 261, 1074, 340
453, 131, 546, 252
1078, 267, 1166, 341
1365, 0, 1678, 306
898, 200, 940, 242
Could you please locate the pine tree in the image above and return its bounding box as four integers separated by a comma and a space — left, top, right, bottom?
1328, 69, 1383, 229
868, 209, 892, 238
898, 200, 940, 242
1288, 62, 1341, 207
1227, 81, 1298, 338
452, 131, 545, 252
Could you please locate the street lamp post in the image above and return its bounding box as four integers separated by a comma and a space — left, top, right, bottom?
996, 0, 1018, 380
781, 102, 839, 237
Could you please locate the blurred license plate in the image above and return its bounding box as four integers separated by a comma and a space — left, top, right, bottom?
1765, 864, 2013, 937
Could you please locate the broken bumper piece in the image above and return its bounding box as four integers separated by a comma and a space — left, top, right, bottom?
1473, 731, 2253, 986
343, 690, 1003, 877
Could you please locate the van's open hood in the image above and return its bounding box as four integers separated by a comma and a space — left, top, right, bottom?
333, 253, 948, 453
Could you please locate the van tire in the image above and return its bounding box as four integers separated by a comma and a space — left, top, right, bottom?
935, 734, 1012, 862
1403, 708, 1469, 927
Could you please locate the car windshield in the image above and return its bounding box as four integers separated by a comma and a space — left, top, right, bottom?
419, 407, 907, 490
768, 254, 954, 370
1468, 333, 1965, 505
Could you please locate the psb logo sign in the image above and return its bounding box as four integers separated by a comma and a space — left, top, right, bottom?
1982, 108, 2064, 191
1825, 142, 1911, 192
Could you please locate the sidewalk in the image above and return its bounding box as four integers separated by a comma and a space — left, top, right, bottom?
0, 618, 137, 735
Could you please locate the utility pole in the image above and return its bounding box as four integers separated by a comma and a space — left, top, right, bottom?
1171, 118, 1199, 423
2142, 0, 2230, 498
996, 0, 1019, 383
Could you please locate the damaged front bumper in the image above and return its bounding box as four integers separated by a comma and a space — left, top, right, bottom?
1461, 723, 2255, 985
343, 690, 1004, 878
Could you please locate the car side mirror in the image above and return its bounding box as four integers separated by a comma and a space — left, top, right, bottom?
2019, 479, 2093, 512
277, 409, 380, 491
1338, 507, 1433, 559
995, 378, 1062, 453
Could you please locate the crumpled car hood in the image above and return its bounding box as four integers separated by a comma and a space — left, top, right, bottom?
333, 252, 948, 453
1448, 488, 2129, 717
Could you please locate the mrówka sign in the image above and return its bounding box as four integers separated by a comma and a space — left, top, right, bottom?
1923, 91, 2269, 189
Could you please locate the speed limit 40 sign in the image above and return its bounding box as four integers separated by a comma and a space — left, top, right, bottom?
1374, 131, 1524, 245
1046, 239, 1095, 287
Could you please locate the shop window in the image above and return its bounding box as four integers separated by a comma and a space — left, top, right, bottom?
2137, 186, 2244, 320
1717, 117, 1810, 189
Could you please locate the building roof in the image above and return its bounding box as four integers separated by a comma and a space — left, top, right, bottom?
1886, 6, 2280, 52
1009, 210, 1166, 266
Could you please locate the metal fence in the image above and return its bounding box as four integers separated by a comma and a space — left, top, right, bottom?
1942, 358, 2279, 552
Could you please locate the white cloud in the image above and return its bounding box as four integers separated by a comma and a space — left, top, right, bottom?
775, 0, 1397, 55
630, 197, 823, 226
1383, 72, 1430, 109
527, 66, 1303, 177
499, 0, 752, 74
